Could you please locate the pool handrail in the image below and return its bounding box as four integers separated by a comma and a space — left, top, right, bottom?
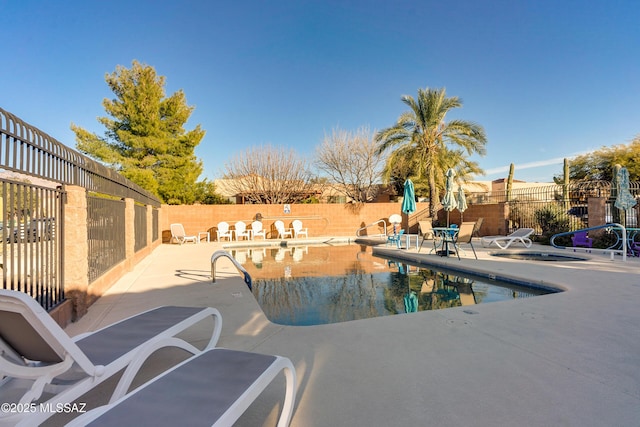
550, 223, 627, 261
211, 250, 253, 290
356, 219, 388, 238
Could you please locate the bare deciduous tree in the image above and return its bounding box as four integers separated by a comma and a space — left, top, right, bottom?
223, 145, 316, 204
315, 127, 385, 203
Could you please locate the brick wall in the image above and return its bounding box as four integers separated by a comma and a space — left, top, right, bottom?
161, 202, 510, 242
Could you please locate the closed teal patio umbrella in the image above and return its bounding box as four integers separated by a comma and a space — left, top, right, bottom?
401, 179, 416, 234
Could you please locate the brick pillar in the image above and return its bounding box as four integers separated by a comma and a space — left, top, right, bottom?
62, 185, 89, 320
588, 197, 606, 235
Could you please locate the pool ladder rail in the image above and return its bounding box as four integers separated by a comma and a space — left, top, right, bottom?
211, 250, 253, 290
550, 223, 628, 261
356, 219, 388, 238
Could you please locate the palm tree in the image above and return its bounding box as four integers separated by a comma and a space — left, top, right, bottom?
375, 87, 487, 217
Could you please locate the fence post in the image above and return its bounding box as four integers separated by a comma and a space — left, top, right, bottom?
588, 197, 606, 230
62, 185, 90, 320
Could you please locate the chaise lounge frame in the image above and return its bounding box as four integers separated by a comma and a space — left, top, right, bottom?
0, 290, 221, 426
480, 228, 534, 249
66, 348, 297, 427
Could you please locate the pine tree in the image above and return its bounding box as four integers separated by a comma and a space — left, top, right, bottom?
72, 60, 206, 204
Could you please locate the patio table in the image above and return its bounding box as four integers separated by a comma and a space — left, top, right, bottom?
432, 227, 459, 257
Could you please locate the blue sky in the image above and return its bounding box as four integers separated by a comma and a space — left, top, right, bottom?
3, 0, 639, 183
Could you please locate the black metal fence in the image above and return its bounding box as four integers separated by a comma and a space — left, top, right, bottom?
134, 202, 147, 252
152, 207, 159, 242
469, 181, 640, 232
0, 107, 160, 310
87, 196, 126, 284
1, 179, 63, 309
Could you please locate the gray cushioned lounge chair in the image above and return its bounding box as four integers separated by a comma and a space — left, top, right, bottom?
66, 348, 297, 427
0, 290, 221, 426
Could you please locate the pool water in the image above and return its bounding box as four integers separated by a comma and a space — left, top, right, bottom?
231, 244, 554, 326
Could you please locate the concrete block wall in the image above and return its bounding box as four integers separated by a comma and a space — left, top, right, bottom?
61, 185, 161, 323
162, 202, 510, 242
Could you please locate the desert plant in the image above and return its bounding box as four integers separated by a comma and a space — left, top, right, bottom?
534, 203, 571, 245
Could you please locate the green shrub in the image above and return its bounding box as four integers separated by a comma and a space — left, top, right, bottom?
591, 229, 620, 249
535, 204, 571, 245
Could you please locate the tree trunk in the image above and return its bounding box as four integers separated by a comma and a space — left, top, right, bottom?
428, 168, 438, 218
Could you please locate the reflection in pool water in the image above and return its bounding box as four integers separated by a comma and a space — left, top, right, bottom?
230, 244, 554, 326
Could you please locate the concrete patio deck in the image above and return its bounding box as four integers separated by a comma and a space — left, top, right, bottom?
58, 238, 640, 427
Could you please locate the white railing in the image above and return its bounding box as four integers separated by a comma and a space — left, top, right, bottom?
210, 250, 253, 290
356, 219, 388, 238
551, 223, 628, 261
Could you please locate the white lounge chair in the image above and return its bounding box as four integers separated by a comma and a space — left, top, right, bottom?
291, 220, 308, 238
480, 227, 534, 249
170, 223, 197, 244
66, 348, 296, 427
216, 221, 233, 242
234, 221, 251, 241
250, 220, 266, 240
275, 220, 293, 239
0, 290, 222, 426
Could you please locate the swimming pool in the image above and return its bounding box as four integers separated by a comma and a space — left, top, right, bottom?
230, 244, 555, 326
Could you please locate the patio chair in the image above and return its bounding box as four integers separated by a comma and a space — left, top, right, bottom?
417, 219, 435, 253
66, 348, 296, 427
275, 220, 293, 239
480, 228, 534, 249
418, 219, 434, 239
0, 289, 222, 426
387, 229, 405, 248
472, 217, 484, 237
250, 220, 266, 240
452, 221, 478, 260
170, 223, 197, 245
571, 231, 593, 248
292, 219, 308, 238
234, 221, 251, 241
216, 221, 233, 242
